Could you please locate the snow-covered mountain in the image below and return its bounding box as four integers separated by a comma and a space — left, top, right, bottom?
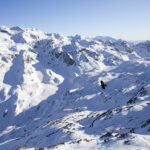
92, 36, 118, 42
0, 26, 150, 150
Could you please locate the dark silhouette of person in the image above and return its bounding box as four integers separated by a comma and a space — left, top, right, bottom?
100, 80, 107, 89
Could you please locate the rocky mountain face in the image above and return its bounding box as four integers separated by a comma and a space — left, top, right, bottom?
0, 26, 150, 150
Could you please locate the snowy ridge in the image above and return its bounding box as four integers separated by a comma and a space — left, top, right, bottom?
0, 26, 150, 150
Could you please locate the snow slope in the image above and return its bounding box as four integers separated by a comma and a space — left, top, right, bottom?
0, 26, 150, 150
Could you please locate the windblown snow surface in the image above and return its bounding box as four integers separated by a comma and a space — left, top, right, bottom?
0, 26, 150, 150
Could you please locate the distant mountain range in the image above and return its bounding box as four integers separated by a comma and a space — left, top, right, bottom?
92, 35, 118, 42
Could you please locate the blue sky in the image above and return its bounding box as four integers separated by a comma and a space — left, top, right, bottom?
0, 0, 150, 40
